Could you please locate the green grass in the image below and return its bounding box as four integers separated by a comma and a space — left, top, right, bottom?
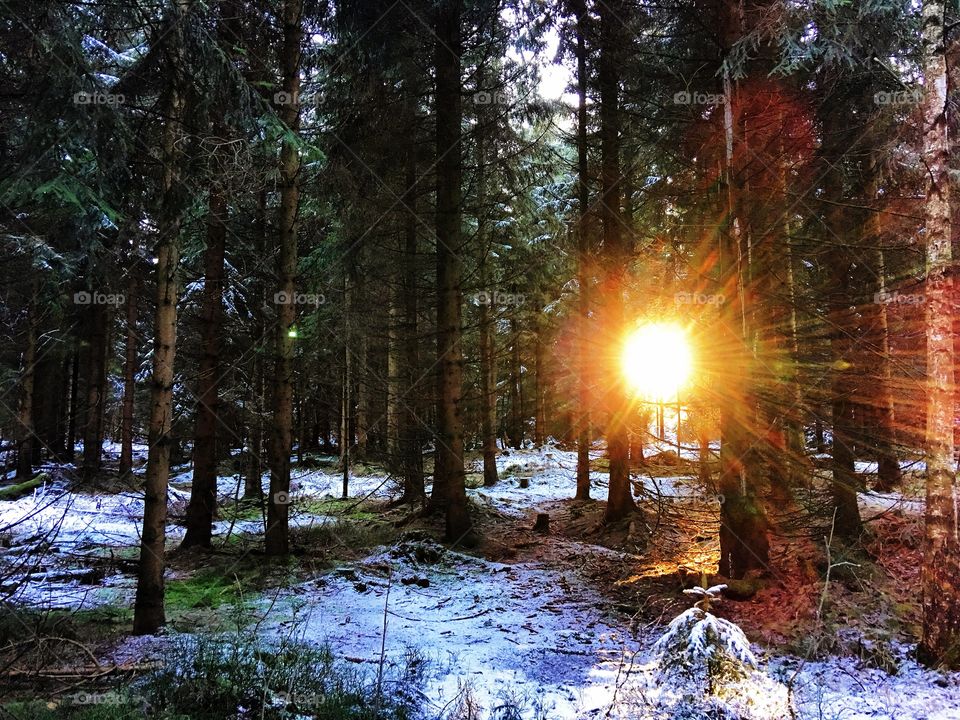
300, 497, 377, 520
165, 571, 245, 610
2, 632, 428, 719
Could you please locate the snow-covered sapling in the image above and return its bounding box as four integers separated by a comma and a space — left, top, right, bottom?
649, 584, 793, 720
652, 583, 758, 694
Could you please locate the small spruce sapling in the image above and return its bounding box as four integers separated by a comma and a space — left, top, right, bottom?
652, 583, 758, 694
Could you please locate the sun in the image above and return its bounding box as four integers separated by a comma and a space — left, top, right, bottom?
621, 322, 693, 401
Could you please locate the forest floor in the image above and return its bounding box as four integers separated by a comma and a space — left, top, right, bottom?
1, 443, 959, 718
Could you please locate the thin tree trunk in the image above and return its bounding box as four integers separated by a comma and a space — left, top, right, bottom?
244, 187, 267, 499
534, 330, 545, 447
66, 342, 79, 461
386, 261, 400, 473
15, 280, 38, 480
573, 0, 592, 500
133, 5, 189, 631
919, 0, 960, 669
119, 231, 140, 478
265, 0, 302, 556
479, 283, 499, 486
341, 270, 352, 498
81, 302, 108, 481
400, 147, 424, 502
863, 159, 901, 492
509, 319, 522, 449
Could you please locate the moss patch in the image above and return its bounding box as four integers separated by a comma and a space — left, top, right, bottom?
0, 473, 47, 500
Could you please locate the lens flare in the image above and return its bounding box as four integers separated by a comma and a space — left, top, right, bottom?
621, 322, 693, 401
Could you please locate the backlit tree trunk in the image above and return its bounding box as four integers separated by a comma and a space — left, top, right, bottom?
598, 0, 634, 524
716, 0, 769, 575
919, 0, 960, 670
573, 0, 592, 500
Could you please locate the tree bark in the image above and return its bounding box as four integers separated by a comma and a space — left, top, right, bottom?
81, 301, 108, 481
508, 318, 523, 449
119, 231, 140, 478
573, 0, 592, 500
66, 341, 79, 462
919, 0, 960, 670
15, 280, 38, 480
432, 0, 470, 541
265, 0, 302, 556
400, 145, 424, 502
479, 279, 499, 486
716, 0, 769, 575
133, 2, 189, 632
864, 161, 901, 492
182, 183, 227, 549
597, 0, 634, 524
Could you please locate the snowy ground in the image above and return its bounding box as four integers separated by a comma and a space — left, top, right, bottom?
1, 445, 959, 718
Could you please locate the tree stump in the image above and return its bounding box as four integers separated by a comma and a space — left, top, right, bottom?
533, 513, 550, 533
519, 477, 530, 489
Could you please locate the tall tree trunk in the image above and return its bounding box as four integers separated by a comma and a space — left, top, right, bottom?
573, 0, 592, 500
119, 232, 140, 478
508, 319, 523, 449
597, 0, 634, 524
81, 302, 108, 481
534, 329, 546, 447
355, 329, 368, 458
66, 341, 79, 461
341, 269, 352, 498
265, 0, 302, 556
864, 161, 901, 492
821, 152, 863, 539
716, 0, 769, 575
400, 146, 424, 501
244, 187, 267, 499
476, 91, 499, 489
920, 0, 960, 670
15, 280, 38, 480
433, 0, 470, 540
133, 2, 189, 632
182, 184, 227, 549
479, 281, 499, 486
386, 259, 400, 474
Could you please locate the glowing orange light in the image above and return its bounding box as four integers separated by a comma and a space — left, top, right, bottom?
621, 322, 693, 401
